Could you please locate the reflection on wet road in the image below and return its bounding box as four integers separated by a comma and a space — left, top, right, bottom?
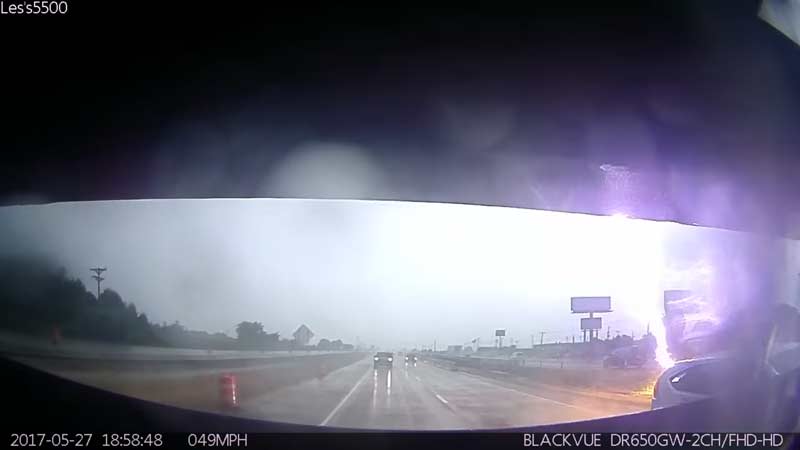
371, 367, 392, 410
239, 356, 646, 430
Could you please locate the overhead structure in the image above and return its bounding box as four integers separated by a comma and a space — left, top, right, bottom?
89, 267, 107, 299
570, 296, 612, 342
495, 329, 505, 348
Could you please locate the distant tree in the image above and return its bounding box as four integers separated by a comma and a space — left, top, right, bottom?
236, 321, 263, 338
98, 289, 125, 309
125, 303, 137, 318
0, 256, 294, 351
0, 257, 164, 345
262, 332, 280, 348
608, 334, 635, 350
129, 313, 158, 344
317, 338, 331, 350
0, 257, 90, 334
236, 321, 268, 349
277, 338, 293, 350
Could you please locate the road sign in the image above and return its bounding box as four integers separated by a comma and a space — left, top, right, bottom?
570, 296, 611, 313
495, 329, 506, 337
580, 317, 602, 330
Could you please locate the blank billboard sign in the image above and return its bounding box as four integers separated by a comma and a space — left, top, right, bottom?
581, 317, 602, 330
570, 296, 611, 313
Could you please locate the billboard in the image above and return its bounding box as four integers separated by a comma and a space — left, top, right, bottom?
580, 317, 602, 330
495, 329, 506, 337
570, 296, 611, 313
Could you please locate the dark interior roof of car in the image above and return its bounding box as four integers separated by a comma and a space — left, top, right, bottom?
1, 1, 798, 239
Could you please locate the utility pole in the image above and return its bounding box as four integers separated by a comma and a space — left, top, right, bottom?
531, 334, 535, 349
433, 340, 436, 352
539, 331, 546, 346
90, 267, 107, 299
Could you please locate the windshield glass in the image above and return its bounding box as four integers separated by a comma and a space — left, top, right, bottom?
1, 199, 797, 429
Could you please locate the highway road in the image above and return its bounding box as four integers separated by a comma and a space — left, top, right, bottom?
5, 346, 652, 428
237, 356, 648, 430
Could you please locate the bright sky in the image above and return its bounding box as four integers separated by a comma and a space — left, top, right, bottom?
0, 199, 795, 350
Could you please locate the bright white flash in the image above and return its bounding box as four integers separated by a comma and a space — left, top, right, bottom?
603, 214, 674, 368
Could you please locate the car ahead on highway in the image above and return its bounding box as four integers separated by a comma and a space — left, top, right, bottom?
603, 345, 647, 368
404, 353, 418, 365
373, 352, 394, 369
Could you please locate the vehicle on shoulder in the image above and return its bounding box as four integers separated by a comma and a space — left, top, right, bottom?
603, 345, 647, 368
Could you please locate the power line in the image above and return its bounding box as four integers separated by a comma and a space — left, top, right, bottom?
89, 267, 107, 299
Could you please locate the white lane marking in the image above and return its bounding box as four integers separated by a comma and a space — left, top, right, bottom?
415, 376, 421, 382
320, 366, 371, 426
434, 393, 449, 405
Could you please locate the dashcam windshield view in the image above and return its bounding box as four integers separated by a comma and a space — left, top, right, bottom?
1, 0, 799, 443
0, 199, 797, 429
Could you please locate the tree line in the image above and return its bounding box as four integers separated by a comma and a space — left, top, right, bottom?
0, 257, 353, 351
234, 321, 353, 351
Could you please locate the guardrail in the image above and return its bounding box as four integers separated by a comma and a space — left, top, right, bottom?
0, 331, 353, 362
425, 354, 605, 371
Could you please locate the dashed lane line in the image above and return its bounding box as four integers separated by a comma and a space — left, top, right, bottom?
320, 366, 372, 426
